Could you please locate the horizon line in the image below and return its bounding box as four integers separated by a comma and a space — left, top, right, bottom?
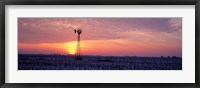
18, 53, 182, 58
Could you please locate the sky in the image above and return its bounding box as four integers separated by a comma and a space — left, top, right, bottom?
18, 18, 182, 57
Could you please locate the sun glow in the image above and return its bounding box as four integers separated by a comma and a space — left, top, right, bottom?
64, 41, 77, 55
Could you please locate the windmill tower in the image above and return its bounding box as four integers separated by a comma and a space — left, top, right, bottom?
74, 28, 82, 60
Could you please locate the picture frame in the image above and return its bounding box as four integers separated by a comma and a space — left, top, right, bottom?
0, 0, 199, 88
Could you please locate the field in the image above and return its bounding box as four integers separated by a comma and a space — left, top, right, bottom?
18, 54, 182, 70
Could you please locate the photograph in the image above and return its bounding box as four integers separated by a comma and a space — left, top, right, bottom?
18, 18, 182, 70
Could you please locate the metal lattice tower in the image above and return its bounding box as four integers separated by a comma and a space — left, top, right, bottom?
74, 28, 82, 60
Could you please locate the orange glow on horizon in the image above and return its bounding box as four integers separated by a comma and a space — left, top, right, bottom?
19, 39, 181, 56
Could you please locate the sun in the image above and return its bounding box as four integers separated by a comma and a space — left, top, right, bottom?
68, 48, 76, 55
63, 41, 77, 55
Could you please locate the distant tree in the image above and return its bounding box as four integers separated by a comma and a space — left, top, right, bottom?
172, 56, 177, 58
167, 56, 170, 58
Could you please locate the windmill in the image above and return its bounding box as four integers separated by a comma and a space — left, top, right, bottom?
74, 28, 82, 60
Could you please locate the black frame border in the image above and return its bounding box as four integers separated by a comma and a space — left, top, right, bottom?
0, 0, 200, 88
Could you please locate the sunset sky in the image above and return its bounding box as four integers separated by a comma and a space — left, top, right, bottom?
18, 18, 182, 57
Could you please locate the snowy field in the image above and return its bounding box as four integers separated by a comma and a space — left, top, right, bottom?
18, 54, 182, 70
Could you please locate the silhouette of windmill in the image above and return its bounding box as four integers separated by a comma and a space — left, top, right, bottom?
74, 28, 82, 60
